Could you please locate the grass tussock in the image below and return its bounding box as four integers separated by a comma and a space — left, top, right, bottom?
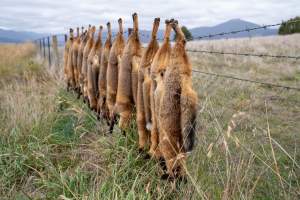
0, 35, 300, 200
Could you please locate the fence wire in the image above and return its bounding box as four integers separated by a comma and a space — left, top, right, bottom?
187, 49, 300, 60
192, 69, 300, 91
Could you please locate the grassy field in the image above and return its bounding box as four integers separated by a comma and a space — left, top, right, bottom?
0, 34, 299, 199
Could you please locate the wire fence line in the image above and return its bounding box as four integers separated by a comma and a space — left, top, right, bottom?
187, 49, 300, 60
192, 69, 300, 91
32, 18, 300, 92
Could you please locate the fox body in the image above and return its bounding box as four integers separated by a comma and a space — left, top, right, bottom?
87, 26, 103, 110
115, 13, 142, 131
158, 21, 198, 178
136, 18, 160, 150
98, 22, 112, 119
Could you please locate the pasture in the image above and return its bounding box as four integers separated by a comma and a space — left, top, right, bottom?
0, 34, 299, 199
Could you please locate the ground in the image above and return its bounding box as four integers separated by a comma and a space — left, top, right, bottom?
0, 34, 299, 199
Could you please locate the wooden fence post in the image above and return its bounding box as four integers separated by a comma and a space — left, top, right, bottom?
39, 39, 42, 56
42, 38, 46, 59
52, 35, 59, 69
47, 36, 51, 66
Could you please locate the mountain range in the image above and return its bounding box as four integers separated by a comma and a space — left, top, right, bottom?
189, 19, 277, 39
0, 29, 46, 43
0, 19, 278, 43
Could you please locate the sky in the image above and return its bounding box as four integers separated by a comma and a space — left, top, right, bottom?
0, 0, 299, 33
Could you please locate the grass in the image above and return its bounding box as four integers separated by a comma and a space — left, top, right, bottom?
0, 35, 299, 199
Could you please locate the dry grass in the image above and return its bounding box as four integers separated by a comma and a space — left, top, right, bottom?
188, 34, 300, 86
0, 34, 299, 199
0, 43, 42, 81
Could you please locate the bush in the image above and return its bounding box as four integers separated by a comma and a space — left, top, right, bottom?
278, 16, 300, 35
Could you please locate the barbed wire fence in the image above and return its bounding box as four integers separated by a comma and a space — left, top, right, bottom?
32, 18, 300, 92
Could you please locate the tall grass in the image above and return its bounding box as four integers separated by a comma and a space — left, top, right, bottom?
0, 34, 299, 199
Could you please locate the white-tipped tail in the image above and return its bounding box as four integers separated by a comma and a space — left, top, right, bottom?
146, 122, 152, 131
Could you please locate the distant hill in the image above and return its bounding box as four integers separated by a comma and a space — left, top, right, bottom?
0, 19, 278, 43
0, 29, 45, 43
189, 19, 278, 40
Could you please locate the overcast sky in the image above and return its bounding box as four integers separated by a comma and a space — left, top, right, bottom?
0, 0, 299, 33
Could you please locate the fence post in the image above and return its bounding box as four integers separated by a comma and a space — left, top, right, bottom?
52, 35, 59, 69
42, 38, 46, 59
39, 39, 42, 56
47, 36, 51, 66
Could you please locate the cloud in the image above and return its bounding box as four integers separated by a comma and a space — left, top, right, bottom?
0, 0, 299, 33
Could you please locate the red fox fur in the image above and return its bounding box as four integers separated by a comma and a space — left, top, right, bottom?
98, 22, 112, 119
87, 26, 103, 110
72, 27, 81, 92
115, 13, 142, 131
77, 27, 89, 97
64, 28, 74, 90
158, 20, 197, 178
106, 18, 125, 132
136, 18, 160, 150
82, 26, 96, 102
149, 19, 173, 158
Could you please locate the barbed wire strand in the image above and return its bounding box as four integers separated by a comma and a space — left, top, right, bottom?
187, 49, 300, 59
192, 69, 300, 91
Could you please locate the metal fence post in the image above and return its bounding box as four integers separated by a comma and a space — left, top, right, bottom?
47, 36, 51, 66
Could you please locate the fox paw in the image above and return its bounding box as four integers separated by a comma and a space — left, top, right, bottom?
158, 157, 167, 171
160, 174, 174, 182
138, 149, 151, 160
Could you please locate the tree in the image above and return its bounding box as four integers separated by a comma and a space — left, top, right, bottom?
174, 26, 193, 41
278, 16, 300, 35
